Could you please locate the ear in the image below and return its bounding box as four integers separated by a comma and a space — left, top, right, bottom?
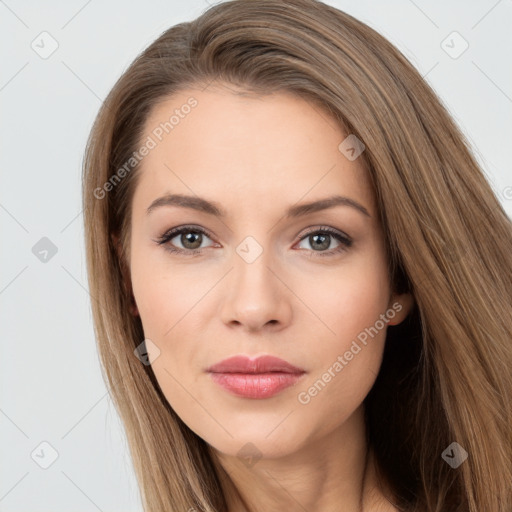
386, 291, 414, 326
111, 233, 139, 317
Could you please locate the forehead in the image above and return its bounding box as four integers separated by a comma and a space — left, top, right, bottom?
133, 85, 375, 218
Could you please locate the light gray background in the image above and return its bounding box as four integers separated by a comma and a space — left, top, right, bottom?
1, 1, 511, 510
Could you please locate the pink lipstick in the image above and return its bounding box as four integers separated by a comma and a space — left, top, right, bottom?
206, 355, 306, 399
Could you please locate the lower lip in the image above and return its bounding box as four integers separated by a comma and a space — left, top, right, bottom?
208, 372, 305, 399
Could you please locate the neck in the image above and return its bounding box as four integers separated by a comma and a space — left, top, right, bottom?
209, 405, 396, 512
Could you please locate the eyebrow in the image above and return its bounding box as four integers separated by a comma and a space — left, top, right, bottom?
146, 193, 371, 218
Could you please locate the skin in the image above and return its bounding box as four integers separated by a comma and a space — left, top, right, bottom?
118, 82, 413, 512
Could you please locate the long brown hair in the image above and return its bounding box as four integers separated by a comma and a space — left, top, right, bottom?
81, 1, 512, 510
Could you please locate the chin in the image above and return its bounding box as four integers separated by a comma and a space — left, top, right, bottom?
206, 425, 309, 462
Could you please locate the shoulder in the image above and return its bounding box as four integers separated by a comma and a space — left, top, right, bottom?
364, 494, 400, 512
363, 484, 401, 511
363, 451, 401, 511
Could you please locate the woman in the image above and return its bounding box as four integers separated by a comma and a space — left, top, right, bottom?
81, 0, 512, 511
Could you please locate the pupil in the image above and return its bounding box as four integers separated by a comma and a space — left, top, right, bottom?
183, 232, 201, 249
312, 234, 329, 251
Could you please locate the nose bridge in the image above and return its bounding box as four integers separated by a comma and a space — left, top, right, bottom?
232, 234, 279, 304
219, 233, 291, 331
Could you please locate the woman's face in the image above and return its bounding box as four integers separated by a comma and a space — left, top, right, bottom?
125, 84, 412, 460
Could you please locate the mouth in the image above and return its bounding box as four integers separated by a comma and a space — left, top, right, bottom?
206, 354, 306, 399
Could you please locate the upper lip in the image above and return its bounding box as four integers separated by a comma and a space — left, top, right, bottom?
206, 355, 305, 374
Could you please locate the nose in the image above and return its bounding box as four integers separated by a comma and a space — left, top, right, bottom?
219, 246, 292, 333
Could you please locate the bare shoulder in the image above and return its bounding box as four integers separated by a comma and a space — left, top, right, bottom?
362, 480, 401, 512
362, 489, 401, 512
376, 491, 401, 511
365, 496, 400, 512
379, 502, 400, 512
363, 451, 401, 511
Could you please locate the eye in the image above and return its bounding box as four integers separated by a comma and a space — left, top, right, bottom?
295, 226, 352, 257
154, 224, 352, 258
154, 225, 217, 256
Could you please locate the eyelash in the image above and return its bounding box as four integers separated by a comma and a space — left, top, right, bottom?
153, 224, 352, 258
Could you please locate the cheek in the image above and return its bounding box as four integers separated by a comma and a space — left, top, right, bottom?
331, 278, 390, 344
308, 290, 389, 392
130, 252, 178, 344
130, 237, 192, 337
131, 269, 164, 338
302, 254, 391, 346
293, 254, 391, 413
129, 255, 212, 386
